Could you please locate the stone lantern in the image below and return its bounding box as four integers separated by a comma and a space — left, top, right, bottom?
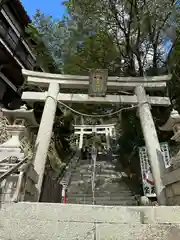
0, 105, 38, 160
2, 104, 39, 127
159, 109, 180, 141
159, 109, 180, 166
0, 105, 39, 202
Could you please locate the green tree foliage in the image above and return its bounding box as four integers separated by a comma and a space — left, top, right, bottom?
63, 31, 119, 75
63, 0, 176, 76
168, 28, 180, 109
31, 0, 176, 77
26, 21, 61, 73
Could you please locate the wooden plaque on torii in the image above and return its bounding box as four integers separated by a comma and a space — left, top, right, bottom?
88, 69, 108, 97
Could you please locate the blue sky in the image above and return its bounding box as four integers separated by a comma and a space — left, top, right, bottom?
20, 0, 66, 19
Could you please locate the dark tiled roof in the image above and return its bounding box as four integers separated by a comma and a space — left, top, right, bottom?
11, 0, 31, 25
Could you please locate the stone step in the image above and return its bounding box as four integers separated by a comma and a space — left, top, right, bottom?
76, 160, 115, 166
0, 202, 141, 223
72, 169, 119, 175
67, 196, 136, 202
68, 188, 133, 196
68, 192, 133, 198
67, 198, 137, 205
71, 174, 123, 180
69, 178, 124, 185
74, 167, 118, 172
69, 191, 134, 198
67, 200, 137, 206
68, 192, 135, 200
75, 163, 117, 170
68, 184, 132, 191
1, 203, 180, 240
2, 203, 180, 223
2, 221, 180, 240
1, 221, 180, 240
70, 175, 127, 181
78, 160, 116, 164
68, 191, 134, 197
76, 160, 116, 165
69, 180, 131, 189
72, 169, 122, 175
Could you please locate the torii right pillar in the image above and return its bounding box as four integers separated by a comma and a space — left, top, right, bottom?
135, 85, 167, 205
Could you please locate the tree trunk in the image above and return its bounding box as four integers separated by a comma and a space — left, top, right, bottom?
152, 44, 158, 75
136, 53, 144, 76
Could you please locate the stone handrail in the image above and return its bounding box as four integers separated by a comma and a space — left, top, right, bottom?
60, 149, 81, 188
0, 156, 29, 183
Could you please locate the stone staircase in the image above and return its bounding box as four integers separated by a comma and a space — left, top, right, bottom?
67, 155, 137, 205
1, 202, 180, 239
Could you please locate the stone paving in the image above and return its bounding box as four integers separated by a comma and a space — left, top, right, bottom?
1, 203, 180, 239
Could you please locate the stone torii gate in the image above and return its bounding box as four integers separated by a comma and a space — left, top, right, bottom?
21, 69, 171, 204
74, 123, 116, 149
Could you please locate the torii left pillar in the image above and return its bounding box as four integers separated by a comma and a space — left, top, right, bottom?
34, 82, 59, 201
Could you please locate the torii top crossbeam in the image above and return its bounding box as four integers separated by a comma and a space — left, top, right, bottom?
22, 69, 171, 107
22, 69, 171, 91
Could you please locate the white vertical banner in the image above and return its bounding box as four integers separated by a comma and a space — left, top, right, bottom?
139, 142, 171, 197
